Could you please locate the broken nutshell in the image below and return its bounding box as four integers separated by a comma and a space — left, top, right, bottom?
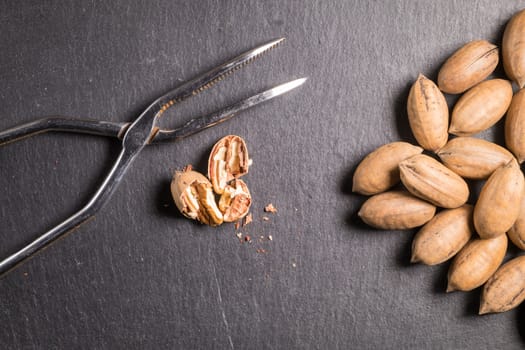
171, 167, 224, 226
171, 136, 252, 226
219, 179, 252, 222
208, 135, 250, 194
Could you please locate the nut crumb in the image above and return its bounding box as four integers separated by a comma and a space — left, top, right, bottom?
262, 216, 270, 221
235, 221, 241, 230
292, 262, 297, 268
268, 235, 273, 241
244, 235, 251, 242
243, 213, 253, 226
264, 203, 277, 213
257, 248, 267, 254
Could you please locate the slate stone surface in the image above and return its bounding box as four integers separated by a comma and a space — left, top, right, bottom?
1, 1, 524, 349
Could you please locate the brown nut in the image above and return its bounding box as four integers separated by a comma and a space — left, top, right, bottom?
358, 190, 436, 230
449, 79, 513, 136
437, 40, 499, 94
399, 154, 469, 209
352, 142, 423, 195
480, 255, 525, 315
218, 179, 252, 222
407, 74, 449, 151
474, 159, 525, 239
503, 9, 525, 88
437, 137, 514, 180
507, 194, 525, 250
446, 234, 507, 292
411, 205, 473, 266
208, 135, 250, 194
171, 168, 224, 226
505, 89, 525, 163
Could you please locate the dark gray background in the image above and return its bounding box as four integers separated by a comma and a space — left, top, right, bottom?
1, 1, 524, 349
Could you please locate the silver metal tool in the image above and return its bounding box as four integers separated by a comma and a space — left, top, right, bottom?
0, 38, 307, 276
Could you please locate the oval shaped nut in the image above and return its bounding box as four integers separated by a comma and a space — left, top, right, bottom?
352, 142, 423, 195
437, 137, 514, 179
411, 205, 473, 265
208, 135, 250, 195
171, 167, 224, 226
446, 234, 507, 292
480, 255, 525, 314
407, 74, 449, 151
508, 194, 525, 250
437, 40, 499, 94
358, 190, 436, 230
218, 179, 252, 222
399, 154, 469, 209
503, 9, 525, 88
505, 89, 525, 163
449, 79, 513, 136
474, 159, 525, 239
